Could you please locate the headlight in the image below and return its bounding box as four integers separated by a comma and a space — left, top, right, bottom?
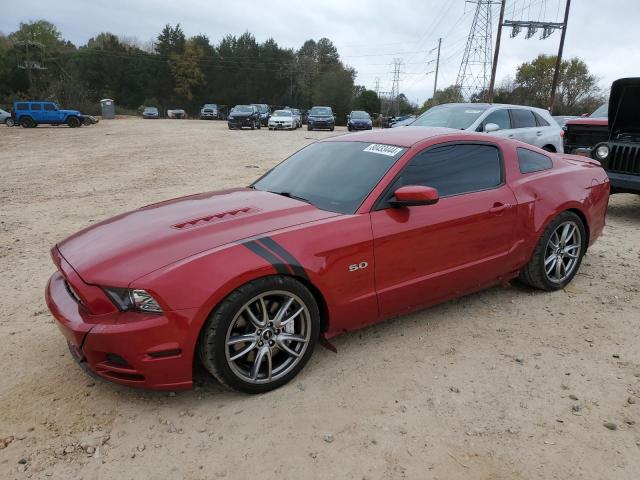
228, 116, 235, 120
594, 143, 609, 160
103, 287, 163, 313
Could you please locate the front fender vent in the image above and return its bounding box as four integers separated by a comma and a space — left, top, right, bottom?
172, 207, 258, 230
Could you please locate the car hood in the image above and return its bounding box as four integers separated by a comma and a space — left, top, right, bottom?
57, 188, 339, 286
608, 77, 640, 136
60, 109, 81, 115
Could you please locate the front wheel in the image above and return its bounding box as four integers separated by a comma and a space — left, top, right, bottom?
198, 276, 320, 394
67, 116, 81, 128
519, 211, 586, 291
307, 126, 313, 131
5, 118, 15, 127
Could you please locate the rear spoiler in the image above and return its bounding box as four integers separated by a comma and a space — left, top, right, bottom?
561, 153, 601, 167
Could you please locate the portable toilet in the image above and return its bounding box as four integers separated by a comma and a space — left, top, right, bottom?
100, 99, 115, 119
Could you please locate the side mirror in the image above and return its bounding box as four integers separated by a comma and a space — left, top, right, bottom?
484, 123, 500, 133
390, 185, 439, 207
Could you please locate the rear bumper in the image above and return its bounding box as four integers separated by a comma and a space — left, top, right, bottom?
46, 271, 197, 390
607, 171, 640, 193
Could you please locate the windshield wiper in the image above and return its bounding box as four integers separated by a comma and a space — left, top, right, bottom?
268, 191, 312, 204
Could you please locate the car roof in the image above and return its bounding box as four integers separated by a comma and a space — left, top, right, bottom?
435, 102, 549, 113
322, 126, 460, 147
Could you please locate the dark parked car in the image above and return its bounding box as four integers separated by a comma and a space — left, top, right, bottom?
142, 107, 160, 119
347, 111, 373, 131
251, 104, 271, 126
307, 106, 335, 131
228, 105, 261, 130
562, 103, 608, 156
588, 78, 640, 194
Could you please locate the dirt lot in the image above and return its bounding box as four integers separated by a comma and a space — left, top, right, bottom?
1, 118, 639, 479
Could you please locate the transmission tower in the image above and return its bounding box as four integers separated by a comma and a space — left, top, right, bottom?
390, 58, 402, 116
456, 1, 496, 101
14, 40, 47, 95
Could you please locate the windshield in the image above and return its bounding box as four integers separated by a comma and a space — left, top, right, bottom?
412, 104, 489, 130
253, 141, 405, 214
272, 110, 292, 117
590, 103, 608, 118
144, 107, 158, 113
350, 111, 370, 119
233, 105, 253, 113
310, 107, 332, 116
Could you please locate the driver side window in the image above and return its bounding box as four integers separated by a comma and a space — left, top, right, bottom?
379, 143, 503, 208
480, 109, 510, 131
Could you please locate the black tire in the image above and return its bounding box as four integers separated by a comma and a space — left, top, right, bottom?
198, 275, 320, 394
307, 126, 313, 131
67, 116, 81, 128
5, 118, 15, 127
519, 211, 586, 291
347, 126, 352, 132
20, 116, 34, 128
250, 121, 255, 130
330, 127, 335, 131
228, 125, 233, 130
542, 145, 556, 152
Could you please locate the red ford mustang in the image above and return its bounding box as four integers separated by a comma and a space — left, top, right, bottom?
46, 127, 609, 393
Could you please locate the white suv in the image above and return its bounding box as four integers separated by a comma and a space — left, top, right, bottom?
410, 103, 563, 153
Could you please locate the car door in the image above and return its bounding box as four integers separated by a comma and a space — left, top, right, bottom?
42, 103, 58, 123
370, 142, 518, 318
509, 108, 538, 146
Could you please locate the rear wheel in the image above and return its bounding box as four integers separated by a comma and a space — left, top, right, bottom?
67, 116, 81, 128
20, 116, 34, 128
519, 211, 586, 291
5, 117, 15, 127
198, 276, 320, 394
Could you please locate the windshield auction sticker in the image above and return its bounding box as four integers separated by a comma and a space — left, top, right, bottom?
363, 144, 403, 157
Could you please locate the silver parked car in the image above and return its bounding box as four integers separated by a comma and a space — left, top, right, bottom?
1, 108, 12, 126
411, 103, 563, 152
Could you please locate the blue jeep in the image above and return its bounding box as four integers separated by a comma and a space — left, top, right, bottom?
13, 101, 84, 128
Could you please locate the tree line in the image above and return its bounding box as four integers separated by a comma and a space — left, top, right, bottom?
0, 20, 605, 122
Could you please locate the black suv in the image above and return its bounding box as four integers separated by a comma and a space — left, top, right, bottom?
307, 106, 335, 131
228, 105, 261, 130
591, 78, 640, 194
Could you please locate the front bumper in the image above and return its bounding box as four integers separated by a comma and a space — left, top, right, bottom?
308, 121, 334, 129
228, 118, 255, 128
607, 171, 640, 193
45, 271, 197, 390
349, 123, 372, 130
269, 122, 293, 129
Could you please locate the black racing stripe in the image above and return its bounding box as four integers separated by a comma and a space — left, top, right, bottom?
257, 237, 310, 280
241, 241, 292, 275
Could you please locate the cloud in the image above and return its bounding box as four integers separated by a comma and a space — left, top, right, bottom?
1, 0, 636, 104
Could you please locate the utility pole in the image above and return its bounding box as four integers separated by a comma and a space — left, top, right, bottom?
488, 0, 506, 103
549, 0, 571, 113
15, 40, 47, 96
433, 38, 442, 98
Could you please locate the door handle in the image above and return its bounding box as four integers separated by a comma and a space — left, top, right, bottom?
489, 202, 510, 214
536, 131, 543, 136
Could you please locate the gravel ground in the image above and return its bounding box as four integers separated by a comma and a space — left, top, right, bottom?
1, 118, 639, 479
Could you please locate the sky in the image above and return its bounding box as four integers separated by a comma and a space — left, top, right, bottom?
2, 0, 639, 105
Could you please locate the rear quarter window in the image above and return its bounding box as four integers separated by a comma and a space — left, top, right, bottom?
533, 112, 550, 127
517, 148, 553, 173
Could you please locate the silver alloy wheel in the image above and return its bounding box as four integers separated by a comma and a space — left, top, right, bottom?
544, 220, 582, 284
225, 290, 311, 384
